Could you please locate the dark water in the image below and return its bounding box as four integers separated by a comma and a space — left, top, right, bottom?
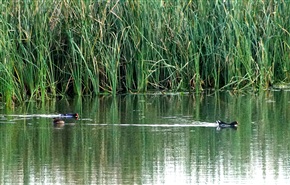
0, 91, 290, 184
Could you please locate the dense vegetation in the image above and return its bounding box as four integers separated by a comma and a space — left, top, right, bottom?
0, 1, 289, 105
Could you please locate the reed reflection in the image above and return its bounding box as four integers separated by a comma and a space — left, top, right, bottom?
0, 91, 289, 184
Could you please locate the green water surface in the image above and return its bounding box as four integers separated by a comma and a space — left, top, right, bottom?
0, 91, 289, 184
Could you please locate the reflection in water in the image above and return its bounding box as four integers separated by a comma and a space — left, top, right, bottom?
0, 91, 289, 184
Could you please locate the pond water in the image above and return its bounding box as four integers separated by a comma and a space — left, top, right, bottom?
0, 91, 289, 184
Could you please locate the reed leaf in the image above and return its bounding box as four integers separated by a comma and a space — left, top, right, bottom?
0, 0, 289, 104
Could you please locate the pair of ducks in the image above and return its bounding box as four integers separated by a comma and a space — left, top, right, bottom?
53, 114, 238, 129
53, 113, 79, 127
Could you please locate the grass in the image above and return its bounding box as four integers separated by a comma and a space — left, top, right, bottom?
0, 0, 290, 105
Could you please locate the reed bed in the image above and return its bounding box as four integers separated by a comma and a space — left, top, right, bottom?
0, 0, 289, 105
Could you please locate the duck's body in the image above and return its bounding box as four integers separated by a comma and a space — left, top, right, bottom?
216, 120, 238, 128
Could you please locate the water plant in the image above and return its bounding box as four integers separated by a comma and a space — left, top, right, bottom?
0, 0, 289, 105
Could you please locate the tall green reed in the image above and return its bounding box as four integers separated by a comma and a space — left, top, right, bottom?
0, 0, 290, 104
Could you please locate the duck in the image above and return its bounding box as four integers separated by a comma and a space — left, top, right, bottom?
60, 113, 79, 119
216, 120, 238, 128
53, 118, 65, 127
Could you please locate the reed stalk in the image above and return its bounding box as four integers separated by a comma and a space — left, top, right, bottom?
0, 0, 289, 104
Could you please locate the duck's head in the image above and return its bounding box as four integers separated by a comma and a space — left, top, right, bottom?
231, 121, 238, 127
74, 113, 79, 119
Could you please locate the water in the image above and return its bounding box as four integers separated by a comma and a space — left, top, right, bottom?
0, 91, 290, 184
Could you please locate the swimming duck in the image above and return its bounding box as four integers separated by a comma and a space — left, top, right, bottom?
216, 120, 238, 128
60, 113, 79, 119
